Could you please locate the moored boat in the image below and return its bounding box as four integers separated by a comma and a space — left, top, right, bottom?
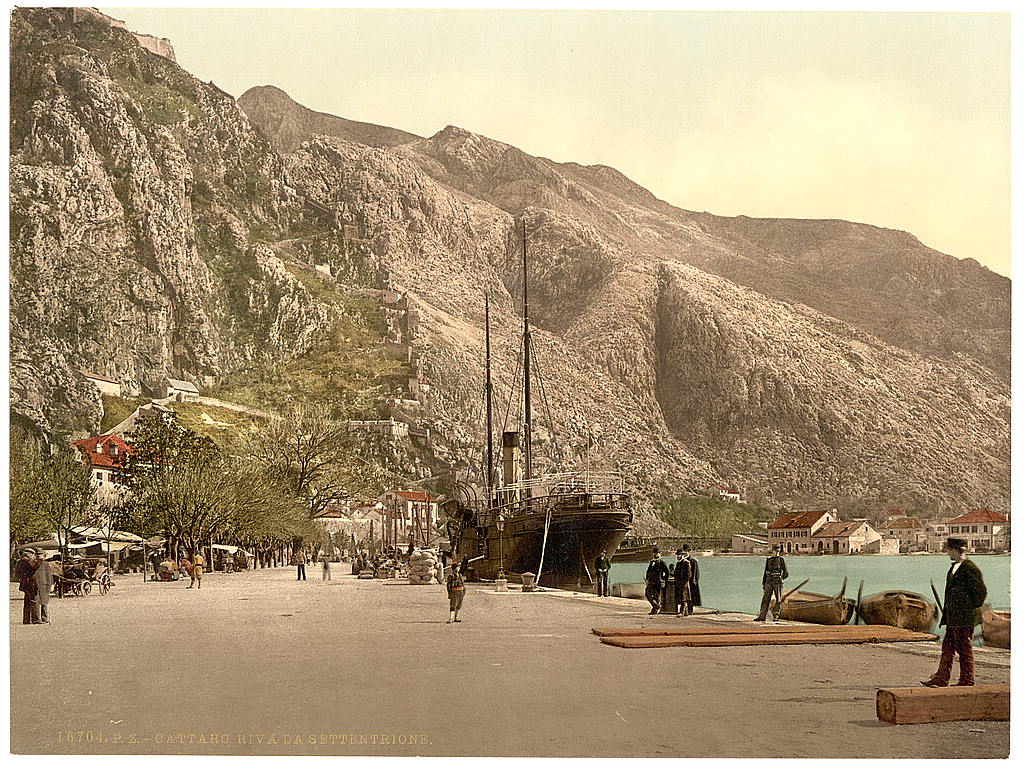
981, 606, 1010, 649
611, 540, 658, 563
447, 225, 632, 587
857, 590, 936, 632
777, 578, 856, 625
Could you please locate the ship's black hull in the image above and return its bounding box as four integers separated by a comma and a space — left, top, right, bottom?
453, 504, 631, 588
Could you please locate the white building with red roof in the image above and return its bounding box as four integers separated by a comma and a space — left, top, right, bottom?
767, 509, 836, 554
811, 520, 883, 554
70, 433, 131, 501
944, 509, 1010, 552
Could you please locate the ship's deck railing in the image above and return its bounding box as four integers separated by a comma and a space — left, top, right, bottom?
488, 471, 627, 499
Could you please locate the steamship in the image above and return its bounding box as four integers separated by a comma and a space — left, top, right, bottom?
445, 224, 633, 588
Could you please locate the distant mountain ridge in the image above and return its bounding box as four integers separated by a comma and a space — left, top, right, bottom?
8, 7, 1010, 523
238, 85, 421, 152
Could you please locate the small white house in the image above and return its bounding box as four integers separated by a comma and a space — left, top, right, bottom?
81, 371, 121, 398
159, 377, 200, 401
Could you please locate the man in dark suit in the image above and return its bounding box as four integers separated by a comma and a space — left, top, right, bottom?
673, 548, 691, 616
754, 544, 788, 621
922, 537, 987, 687
594, 550, 612, 597
644, 549, 669, 614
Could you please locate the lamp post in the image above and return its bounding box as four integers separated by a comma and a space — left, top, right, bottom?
496, 513, 506, 581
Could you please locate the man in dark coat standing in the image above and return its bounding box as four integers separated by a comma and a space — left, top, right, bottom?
644, 549, 669, 614
675, 545, 701, 615
594, 550, 611, 597
922, 538, 987, 687
673, 548, 691, 616
754, 544, 788, 621
15, 549, 41, 625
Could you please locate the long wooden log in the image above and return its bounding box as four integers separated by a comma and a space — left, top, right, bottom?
876, 685, 1009, 724
600, 629, 936, 648
593, 624, 922, 637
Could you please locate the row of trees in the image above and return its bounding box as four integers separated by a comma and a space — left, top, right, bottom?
9, 404, 398, 562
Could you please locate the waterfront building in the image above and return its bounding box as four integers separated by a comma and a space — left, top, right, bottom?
945, 509, 1010, 552
876, 506, 907, 526
767, 509, 836, 553
923, 519, 950, 552
731, 533, 768, 554
809, 520, 883, 554
881, 516, 925, 552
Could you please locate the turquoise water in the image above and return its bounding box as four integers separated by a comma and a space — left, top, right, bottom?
611, 554, 1010, 631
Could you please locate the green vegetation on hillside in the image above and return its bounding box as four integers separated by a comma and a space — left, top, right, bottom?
170, 403, 267, 448
99, 395, 145, 432
655, 495, 776, 540
208, 285, 409, 420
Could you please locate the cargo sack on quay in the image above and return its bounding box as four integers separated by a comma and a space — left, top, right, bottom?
408, 550, 442, 585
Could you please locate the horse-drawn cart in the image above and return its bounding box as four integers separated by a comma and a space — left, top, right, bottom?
53, 557, 112, 597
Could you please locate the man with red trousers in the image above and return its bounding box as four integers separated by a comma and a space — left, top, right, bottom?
922, 537, 987, 687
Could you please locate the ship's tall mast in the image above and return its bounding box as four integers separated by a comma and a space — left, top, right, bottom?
484, 292, 495, 495
521, 220, 533, 491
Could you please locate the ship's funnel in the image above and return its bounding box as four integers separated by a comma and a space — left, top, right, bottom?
502, 431, 520, 489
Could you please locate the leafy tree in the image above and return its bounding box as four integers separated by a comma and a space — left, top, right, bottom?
656, 495, 777, 541
9, 425, 49, 545
243, 403, 395, 517
117, 415, 319, 558
8, 426, 96, 553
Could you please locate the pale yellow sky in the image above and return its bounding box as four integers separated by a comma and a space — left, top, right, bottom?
101, 7, 1011, 276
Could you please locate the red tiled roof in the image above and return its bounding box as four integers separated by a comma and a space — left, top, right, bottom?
949, 509, 1008, 524
391, 490, 438, 502
80, 370, 117, 384
71, 434, 131, 469
814, 521, 869, 538
768, 511, 828, 530
883, 517, 923, 530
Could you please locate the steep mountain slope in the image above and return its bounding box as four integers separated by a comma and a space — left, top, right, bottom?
9, 9, 346, 435
265, 119, 1010, 516
8, 8, 1009, 521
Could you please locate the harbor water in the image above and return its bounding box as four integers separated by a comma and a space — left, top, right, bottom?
610, 553, 1010, 635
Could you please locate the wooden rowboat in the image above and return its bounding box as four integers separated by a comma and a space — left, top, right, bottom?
981, 606, 1010, 649
777, 578, 856, 626
858, 590, 936, 632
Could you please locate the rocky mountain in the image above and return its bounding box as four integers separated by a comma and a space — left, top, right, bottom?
238, 85, 421, 153
9, 7, 1010, 520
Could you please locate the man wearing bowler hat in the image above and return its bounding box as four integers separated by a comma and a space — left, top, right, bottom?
922, 537, 987, 687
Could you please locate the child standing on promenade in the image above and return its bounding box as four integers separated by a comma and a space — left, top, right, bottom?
447, 562, 466, 623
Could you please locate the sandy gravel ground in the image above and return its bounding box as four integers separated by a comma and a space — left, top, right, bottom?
9, 565, 1010, 757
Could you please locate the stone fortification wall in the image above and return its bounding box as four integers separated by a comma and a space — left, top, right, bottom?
70, 7, 177, 62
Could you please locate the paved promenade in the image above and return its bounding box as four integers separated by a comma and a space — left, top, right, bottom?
9, 565, 1010, 757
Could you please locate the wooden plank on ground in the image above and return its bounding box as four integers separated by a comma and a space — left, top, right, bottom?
600, 629, 937, 648
876, 685, 1009, 724
592, 624, 894, 637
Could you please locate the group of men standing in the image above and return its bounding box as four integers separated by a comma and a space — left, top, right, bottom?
14, 549, 54, 625
644, 546, 701, 616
